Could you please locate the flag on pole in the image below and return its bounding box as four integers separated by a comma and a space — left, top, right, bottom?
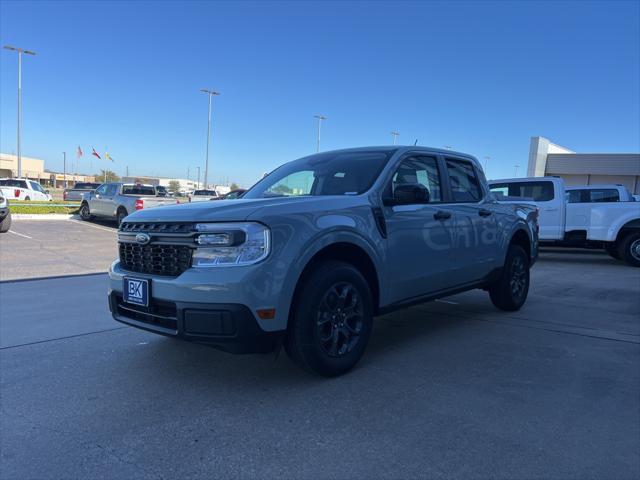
77, 146, 83, 158
105, 152, 114, 162
92, 147, 101, 159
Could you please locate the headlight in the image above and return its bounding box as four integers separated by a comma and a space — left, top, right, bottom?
191, 222, 270, 267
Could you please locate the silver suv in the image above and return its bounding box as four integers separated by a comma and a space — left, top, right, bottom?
108, 147, 538, 376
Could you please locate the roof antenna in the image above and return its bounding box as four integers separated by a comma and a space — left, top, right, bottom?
414, 139, 418, 146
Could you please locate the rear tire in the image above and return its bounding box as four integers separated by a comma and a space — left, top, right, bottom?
285, 261, 374, 377
617, 232, 640, 267
489, 244, 530, 311
0, 213, 11, 233
79, 202, 92, 221
24, 196, 30, 201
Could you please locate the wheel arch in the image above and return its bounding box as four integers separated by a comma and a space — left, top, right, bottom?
509, 227, 532, 261
290, 242, 381, 318
615, 218, 640, 242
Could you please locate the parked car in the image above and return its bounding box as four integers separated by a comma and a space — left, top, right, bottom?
489, 177, 640, 266
0, 178, 52, 201
79, 183, 179, 226
63, 182, 102, 201
212, 189, 246, 200
109, 146, 538, 377
189, 189, 219, 202
155, 185, 170, 197
0, 193, 11, 233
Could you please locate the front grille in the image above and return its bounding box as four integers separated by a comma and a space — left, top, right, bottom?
119, 242, 193, 276
120, 222, 194, 234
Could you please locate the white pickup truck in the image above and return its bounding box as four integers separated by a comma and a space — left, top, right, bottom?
489, 177, 640, 267
0, 178, 53, 201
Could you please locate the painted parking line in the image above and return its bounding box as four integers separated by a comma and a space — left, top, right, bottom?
68, 220, 117, 233
7, 230, 33, 239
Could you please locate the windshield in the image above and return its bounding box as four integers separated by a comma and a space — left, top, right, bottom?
243, 150, 393, 199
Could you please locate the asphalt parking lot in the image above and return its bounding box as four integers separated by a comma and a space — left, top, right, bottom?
1, 222, 639, 479
0, 219, 118, 281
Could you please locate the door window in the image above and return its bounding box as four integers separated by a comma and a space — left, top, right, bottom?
391, 156, 441, 202
104, 184, 119, 196
445, 159, 482, 202
95, 184, 108, 195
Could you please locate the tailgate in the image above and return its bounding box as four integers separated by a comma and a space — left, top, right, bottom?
138, 197, 179, 209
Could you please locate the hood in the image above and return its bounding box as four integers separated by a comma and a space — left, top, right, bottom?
123, 195, 370, 223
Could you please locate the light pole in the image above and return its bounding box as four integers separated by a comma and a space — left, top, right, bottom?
197, 166, 201, 189
483, 156, 490, 174
201, 89, 220, 189
63, 152, 67, 188
4, 45, 36, 178
314, 115, 326, 152
391, 131, 400, 145
514, 164, 520, 177
444, 145, 453, 150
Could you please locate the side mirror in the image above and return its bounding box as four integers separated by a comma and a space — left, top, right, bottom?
385, 183, 430, 206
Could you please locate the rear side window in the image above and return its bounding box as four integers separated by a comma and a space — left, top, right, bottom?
490, 181, 554, 202
0, 179, 28, 188
566, 189, 620, 203
445, 159, 482, 202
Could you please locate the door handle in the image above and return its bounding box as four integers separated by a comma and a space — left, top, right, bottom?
433, 210, 452, 221
478, 209, 492, 217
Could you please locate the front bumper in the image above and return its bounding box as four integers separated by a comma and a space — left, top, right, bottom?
108, 260, 287, 353
109, 291, 283, 354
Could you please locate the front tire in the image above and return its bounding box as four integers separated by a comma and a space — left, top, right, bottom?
0, 213, 11, 233
489, 244, 530, 311
617, 232, 640, 267
285, 261, 374, 377
116, 209, 128, 227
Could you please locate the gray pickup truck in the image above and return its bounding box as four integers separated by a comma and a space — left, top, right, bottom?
63, 182, 102, 201
108, 146, 538, 376
80, 183, 178, 226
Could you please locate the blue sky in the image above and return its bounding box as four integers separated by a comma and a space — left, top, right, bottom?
1, 0, 638, 186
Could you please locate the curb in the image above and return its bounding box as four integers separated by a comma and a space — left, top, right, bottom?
12, 214, 80, 221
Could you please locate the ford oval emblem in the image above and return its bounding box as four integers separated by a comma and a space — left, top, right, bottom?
135, 233, 151, 245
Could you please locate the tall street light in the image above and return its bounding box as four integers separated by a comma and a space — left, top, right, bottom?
391, 131, 400, 145
201, 89, 220, 189
483, 156, 490, 174
4, 45, 36, 178
314, 115, 326, 153
514, 164, 520, 177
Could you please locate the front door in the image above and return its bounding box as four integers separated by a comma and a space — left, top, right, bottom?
383, 155, 457, 303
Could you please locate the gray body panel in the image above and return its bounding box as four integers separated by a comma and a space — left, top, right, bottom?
109, 147, 538, 335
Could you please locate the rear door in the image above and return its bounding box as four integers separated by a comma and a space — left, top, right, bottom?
383, 154, 458, 302
443, 157, 501, 283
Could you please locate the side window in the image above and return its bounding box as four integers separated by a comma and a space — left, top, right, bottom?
589, 189, 619, 202
95, 184, 108, 195
566, 190, 582, 203
105, 184, 119, 196
445, 158, 482, 202
391, 156, 441, 202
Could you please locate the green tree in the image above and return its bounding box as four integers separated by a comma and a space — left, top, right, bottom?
95, 170, 120, 183
168, 180, 181, 193
229, 182, 239, 190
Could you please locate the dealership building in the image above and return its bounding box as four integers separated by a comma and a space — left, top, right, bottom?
527, 136, 640, 194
